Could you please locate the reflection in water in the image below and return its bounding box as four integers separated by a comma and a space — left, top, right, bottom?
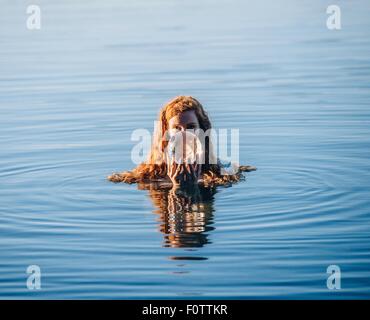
138, 182, 216, 248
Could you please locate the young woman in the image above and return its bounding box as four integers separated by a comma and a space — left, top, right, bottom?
108, 96, 255, 187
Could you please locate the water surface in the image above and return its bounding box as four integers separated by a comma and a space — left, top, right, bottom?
1, 0, 370, 299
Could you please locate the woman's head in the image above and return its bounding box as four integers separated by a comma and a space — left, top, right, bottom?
151, 96, 212, 165
160, 96, 211, 134
108, 95, 250, 185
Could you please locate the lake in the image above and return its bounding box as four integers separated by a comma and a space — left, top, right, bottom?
1, 0, 370, 299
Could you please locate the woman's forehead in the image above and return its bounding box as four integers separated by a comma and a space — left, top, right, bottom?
168, 110, 198, 125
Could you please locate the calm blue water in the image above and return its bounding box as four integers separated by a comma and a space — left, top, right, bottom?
1, 0, 370, 299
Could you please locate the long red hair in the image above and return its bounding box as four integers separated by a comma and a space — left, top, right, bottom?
108, 96, 254, 186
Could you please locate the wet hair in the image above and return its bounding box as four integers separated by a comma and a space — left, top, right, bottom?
108, 96, 254, 186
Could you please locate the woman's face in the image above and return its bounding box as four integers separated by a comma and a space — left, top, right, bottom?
166, 110, 203, 185
168, 110, 200, 133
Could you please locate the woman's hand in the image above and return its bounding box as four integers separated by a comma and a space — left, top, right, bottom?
167, 161, 201, 188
